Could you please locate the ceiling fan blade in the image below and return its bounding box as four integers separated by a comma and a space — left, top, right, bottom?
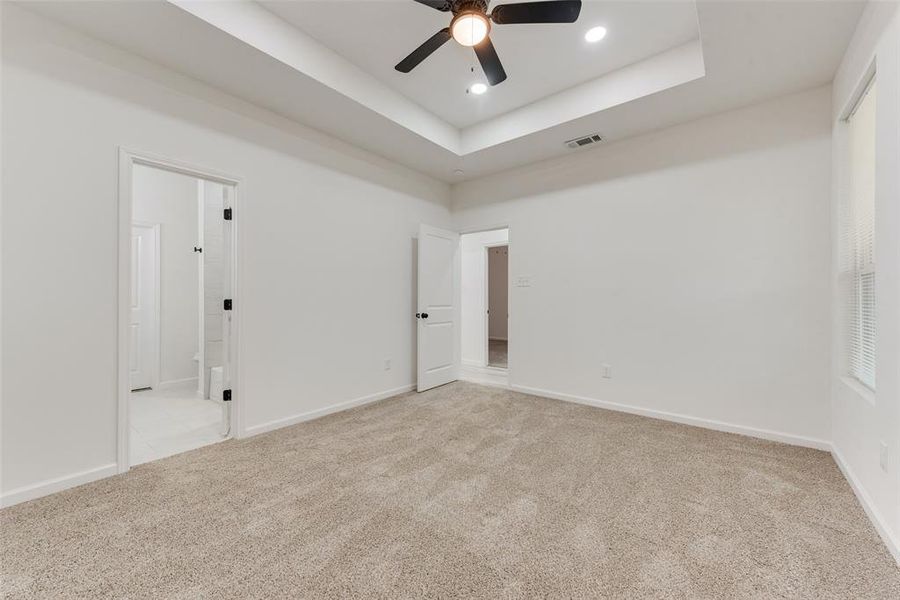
473, 37, 507, 86
412, 0, 452, 11
491, 0, 582, 24
395, 28, 452, 73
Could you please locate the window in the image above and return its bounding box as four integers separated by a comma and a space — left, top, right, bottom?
841, 78, 876, 390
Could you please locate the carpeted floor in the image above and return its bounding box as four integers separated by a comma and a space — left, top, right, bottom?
2, 382, 899, 599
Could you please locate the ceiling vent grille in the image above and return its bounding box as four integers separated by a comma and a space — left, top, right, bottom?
565, 133, 603, 149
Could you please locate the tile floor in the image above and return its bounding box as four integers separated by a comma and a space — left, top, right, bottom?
129, 381, 226, 465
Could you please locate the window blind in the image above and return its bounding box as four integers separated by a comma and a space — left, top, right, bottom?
842, 79, 876, 390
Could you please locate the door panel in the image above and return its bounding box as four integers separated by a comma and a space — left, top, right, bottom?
130, 224, 158, 390
417, 224, 460, 392
199, 180, 233, 436
220, 184, 234, 435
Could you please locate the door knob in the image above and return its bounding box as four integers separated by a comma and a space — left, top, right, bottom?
421, 313, 429, 319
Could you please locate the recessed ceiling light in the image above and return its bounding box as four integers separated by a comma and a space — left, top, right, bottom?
585, 26, 607, 43
469, 83, 487, 95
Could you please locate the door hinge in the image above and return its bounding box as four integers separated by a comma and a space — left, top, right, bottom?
223, 207, 232, 220
222, 389, 232, 402
224, 298, 232, 311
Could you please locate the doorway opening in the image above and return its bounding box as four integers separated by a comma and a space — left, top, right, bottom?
119, 151, 239, 470
486, 244, 508, 368
460, 228, 510, 381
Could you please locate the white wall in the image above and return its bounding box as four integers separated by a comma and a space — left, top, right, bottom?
453, 86, 833, 447
488, 246, 508, 341
460, 229, 509, 367
830, 1, 900, 562
0, 6, 450, 502
132, 165, 200, 385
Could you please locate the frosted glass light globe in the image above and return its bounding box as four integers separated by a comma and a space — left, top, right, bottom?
452, 13, 489, 47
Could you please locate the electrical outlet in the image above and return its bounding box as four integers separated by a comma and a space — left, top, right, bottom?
515, 276, 532, 288
384, 359, 391, 371
600, 363, 612, 379
880, 441, 889, 472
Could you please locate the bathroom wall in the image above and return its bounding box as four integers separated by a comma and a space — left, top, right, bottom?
132, 164, 200, 386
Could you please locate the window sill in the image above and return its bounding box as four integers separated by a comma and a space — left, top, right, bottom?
840, 376, 876, 407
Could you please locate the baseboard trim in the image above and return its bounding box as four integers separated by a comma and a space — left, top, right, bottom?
460, 363, 509, 388
831, 447, 900, 565
510, 384, 831, 451
4, 382, 895, 566
244, 383, 415, 437
0, 463, 118, 509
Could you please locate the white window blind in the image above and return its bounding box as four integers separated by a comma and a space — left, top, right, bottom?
841, 79, 876, 390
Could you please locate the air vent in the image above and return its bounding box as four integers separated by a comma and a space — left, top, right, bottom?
565, 133, 603, 149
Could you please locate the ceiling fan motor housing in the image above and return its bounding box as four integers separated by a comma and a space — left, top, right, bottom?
451, 0, 489, 15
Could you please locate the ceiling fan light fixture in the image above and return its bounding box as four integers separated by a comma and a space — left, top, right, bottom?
451, 11, 490, 47
395, 0, 583, 87
469, 82, 488, 95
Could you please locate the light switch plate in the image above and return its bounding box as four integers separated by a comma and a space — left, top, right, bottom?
515, 276, 532, 288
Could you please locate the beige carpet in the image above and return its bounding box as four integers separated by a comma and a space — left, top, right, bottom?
2, 382, 899, 599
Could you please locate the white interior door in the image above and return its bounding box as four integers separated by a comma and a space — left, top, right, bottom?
220, 184, 234, 435
417, 224, 460, 392
130, 224, 159, 391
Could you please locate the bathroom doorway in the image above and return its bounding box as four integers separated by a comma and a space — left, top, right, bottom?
119, 152, 239, 469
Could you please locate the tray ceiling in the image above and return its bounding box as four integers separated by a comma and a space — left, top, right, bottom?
18, 0, 866, 181
261, 0, 701, 128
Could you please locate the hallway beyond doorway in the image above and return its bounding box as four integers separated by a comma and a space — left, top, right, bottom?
489, 339, 507, 368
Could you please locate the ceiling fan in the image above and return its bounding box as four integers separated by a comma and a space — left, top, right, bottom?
395, 0, 582, 86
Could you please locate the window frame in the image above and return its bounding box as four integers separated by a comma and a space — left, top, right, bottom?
839, 72, 877, 394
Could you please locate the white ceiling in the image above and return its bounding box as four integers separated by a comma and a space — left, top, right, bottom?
261, 0, 700, 128
20, 1, 865, 182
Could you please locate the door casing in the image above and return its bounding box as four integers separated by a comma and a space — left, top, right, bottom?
117, 148, 243, 474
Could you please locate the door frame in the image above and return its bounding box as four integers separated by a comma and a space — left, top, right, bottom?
196, 184, 206, 397
130, 221, 162, 391
117, 148, 244, 474
458, 225, 511, 379
483, 241, 509, 369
